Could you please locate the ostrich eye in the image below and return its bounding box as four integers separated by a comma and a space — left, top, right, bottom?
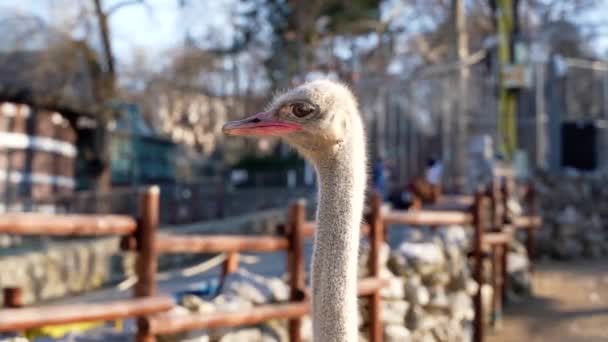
291, 102, 315, 118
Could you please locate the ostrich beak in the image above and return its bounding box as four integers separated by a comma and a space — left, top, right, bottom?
223, 111, 302, 137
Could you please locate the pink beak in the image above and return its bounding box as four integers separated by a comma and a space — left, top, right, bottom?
222, 111, 303, 137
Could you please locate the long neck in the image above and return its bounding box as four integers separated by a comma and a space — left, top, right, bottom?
311, 135, 366, 342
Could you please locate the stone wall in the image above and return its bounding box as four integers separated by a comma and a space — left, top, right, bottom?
0, 208, 289, 305
535, 169, 608, 259
379, 225, 477, 341
156, 225, 481, 342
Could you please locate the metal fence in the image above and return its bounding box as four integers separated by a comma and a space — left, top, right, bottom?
355, 57, 499, 191
6, 181, 315, 225
355, 54, 608, 192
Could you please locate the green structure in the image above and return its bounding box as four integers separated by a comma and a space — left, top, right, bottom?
109, 103, 176, 186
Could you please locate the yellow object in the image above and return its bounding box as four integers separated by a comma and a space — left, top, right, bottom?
24, 320, 123, 339
497, 0, 517, 159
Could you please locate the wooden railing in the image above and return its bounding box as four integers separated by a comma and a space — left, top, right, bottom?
0, 182, 540, 342
390, 179, 541, 342
0, 187, 387, 342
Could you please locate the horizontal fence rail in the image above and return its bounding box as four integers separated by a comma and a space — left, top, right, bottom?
147, 301, 310, 335
384, 210, 474, 226
121, 234, 291, 254
513, 215, 542, 229
0, 213, 137, 236
0, 296, 174, 332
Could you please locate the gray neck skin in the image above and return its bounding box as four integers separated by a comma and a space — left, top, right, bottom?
310, 137, 366, 342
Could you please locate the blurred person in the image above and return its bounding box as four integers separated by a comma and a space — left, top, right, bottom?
425, 158, 442, 185
372, 153, 387, 199
425, 157, 442, 202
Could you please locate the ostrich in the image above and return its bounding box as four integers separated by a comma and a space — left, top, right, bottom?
223, 79, 366, 342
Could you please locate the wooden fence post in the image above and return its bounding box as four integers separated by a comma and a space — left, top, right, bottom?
368, 192, 384, 342
3, 286, 23, 337
287, 200, 305, 342
3, 287, 23, 308
472, 189, 486, 342
217, 252, 240, 295
135, 186, 160, 342
493, 179, 504, 230
500, 179, 511, 303
491, 245, 504, 329
526, 182, 537, 272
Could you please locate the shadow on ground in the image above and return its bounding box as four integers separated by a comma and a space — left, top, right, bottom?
487, 259, 608, 342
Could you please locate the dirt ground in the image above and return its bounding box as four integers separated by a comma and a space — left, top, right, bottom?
486, 259, 608, 342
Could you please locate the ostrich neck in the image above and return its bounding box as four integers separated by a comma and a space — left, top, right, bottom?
312, 140, 366, 342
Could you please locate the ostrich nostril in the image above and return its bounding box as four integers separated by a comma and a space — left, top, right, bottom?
250, 117, 261, 123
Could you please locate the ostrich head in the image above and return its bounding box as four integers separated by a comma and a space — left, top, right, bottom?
223, 80, 360, 160
223, 79, 366, 341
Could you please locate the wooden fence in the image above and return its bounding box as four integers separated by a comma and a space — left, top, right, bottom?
0, 183, 540, 342
385, 178, 540, 342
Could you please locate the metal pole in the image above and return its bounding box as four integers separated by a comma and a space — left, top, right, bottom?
535, 62, 548, 169
603, 70, 608, 120
547, 57, 562, 171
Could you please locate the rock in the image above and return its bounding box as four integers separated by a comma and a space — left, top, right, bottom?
379, 267, 395, 278
507, 251, 529, 273
507, 198, 523, 216
175, 332, 210, 342
509, 270, 531, 295
429, 317, 451, 341
411, 330, 437, 342
387, 253, 410, 276
397, 242, 445, 276
259, 320, 288, 341
481, 284, 494, 324
181, 295, 215, 314
380, 277, 405, 299
384, 324, 412, 342
382, 300, 410, 325
465, 279, 479, 296
449, 292, 474, 321
266, 278, 290, 302
535, 170, 608, 260
359, 241, 391, 277
391, 226, 429, 243
218, 328, 262, 342
301, 316, 312, 341
424, 271, 451, 287
222, 269, 288, 304
405, 281, 429, 306
213, 294, 254, 312
438, 225, 468, 250
406, 306, 436, 331
158, 307, 210, 342
0, 337, 29, 342
358, 299, 369, 326
428, 286, 450, 310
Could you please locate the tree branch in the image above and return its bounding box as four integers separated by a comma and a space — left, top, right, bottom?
106, 0, 145, 16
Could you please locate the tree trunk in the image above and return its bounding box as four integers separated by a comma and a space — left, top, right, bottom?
450, 0, 469, 192
92, 0, 114, 194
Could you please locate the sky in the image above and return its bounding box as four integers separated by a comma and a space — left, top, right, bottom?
0, 0, 238, 64
0, 0, 607, 66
